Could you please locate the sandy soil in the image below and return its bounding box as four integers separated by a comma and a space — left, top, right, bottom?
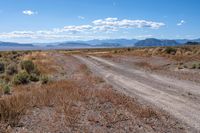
75, 55, 200, 132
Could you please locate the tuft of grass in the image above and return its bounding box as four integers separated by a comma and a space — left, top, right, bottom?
29, 73, 40, 82
13, 71, 30, 85
0, 81, 11, 95
6, 63, 18, 75
164, 47, 177, 54
21, 60, 36, 74
40, 75, 49, 84
198, 63, 200, 69
3, 84, 11, 95
0, 62, 5, 74
191, 63, 196, 69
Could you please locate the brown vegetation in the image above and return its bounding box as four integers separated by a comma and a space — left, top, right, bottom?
0, 51, 187, 132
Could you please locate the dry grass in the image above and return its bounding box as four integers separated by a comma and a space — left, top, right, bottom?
78, 64, 91, 76
0, 80, 83, 130
95, 88, 158, 119
23, 52, 58, 74
0, 76, 166, 132
0, 53, 186, 132
104, 46, 200, 61
134, 61, 161, 70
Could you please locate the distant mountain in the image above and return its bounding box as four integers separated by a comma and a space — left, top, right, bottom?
193, 38, 200, 42
0, 41, 34, 47
135, 38, 179, 47
48, 42, 123, 48
175, 38, 200, 44
175, 39, 189, 44
83, 39, 138, 46
49, 39, 138, 48
0, 37, 200, 51
94, 43, 121, 47
58, 42, 89, 46
185, 41, 200, 45
58, 42, 91, 48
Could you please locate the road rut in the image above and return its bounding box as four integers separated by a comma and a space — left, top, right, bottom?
75, 55, 200, 131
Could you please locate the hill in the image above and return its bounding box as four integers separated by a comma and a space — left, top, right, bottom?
135, 38, 179, 47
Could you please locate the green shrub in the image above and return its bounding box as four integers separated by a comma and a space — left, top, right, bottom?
0, 62, 5, 73
32, 67, 40, 75
40, 75, 49, 84
20, 60, 35, 74
183, 65, 188, 68
3, 84, 11, 94
29, 73, 39, 82
0, 81, 11, 95
13, 71, 30, 85
192, 64, 196, 69
165, 47, 177, 54
11, 51, 18, 55
198, 63, 200, 69
6, 63, 18, 75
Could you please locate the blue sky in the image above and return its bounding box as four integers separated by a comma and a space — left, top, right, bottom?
0, 0, 199, 43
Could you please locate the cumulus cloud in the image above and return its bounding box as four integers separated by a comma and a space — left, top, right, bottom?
0, 17, 165, 40
93, 18, 165, 29
22, 10, 37, 16
64, 25, 93, 32
177, 20, 185, 26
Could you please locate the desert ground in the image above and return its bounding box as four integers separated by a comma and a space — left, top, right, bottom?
0, 46, 200, 132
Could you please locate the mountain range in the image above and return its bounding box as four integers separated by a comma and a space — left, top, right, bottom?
135, 38, 179, 47
0, 38, 199, 51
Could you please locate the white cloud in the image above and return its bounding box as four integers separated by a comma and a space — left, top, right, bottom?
63, 25, 93, 33
0, 17, 165, 41
78, 16, 85, 19
93, 18, 165, 29
177, 20, 185, 26
22, 10, 37, 16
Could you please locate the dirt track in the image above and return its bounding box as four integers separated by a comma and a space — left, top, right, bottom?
75, 55, 200, 131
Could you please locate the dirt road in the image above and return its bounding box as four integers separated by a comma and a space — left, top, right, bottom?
75, 55, 200, 131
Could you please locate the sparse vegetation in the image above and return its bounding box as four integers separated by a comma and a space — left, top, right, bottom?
13, 70, 30, 85
29, 73, 40, 82
0, 62, 5, 73
198, 63, 200, 69
21, 60, 36, 74
1, 48, 199, 132
3, 84, 11, 94
40, 75, 49, 84
192, 63, 197, 69
164, 47, 177, 54
6, 63, 18, 75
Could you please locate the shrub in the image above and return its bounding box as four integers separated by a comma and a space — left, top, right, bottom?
13, 71, 30, 85
40, 75, 49, 84
11, 51, 18, 55
0, 82, 11, 95
32, 67, 40, 75
20, 60, 35, 74
192, 64, 196, 69
29, 73, 39, 82
3, 84, 11, 94
6, 63, 18, 75
165, 47, 177, 54
183, 65, 188, 68
198, 63, 200, 69
0, 62, 5, 73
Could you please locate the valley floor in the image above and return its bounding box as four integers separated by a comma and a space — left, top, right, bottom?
1, 48, 200, 132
